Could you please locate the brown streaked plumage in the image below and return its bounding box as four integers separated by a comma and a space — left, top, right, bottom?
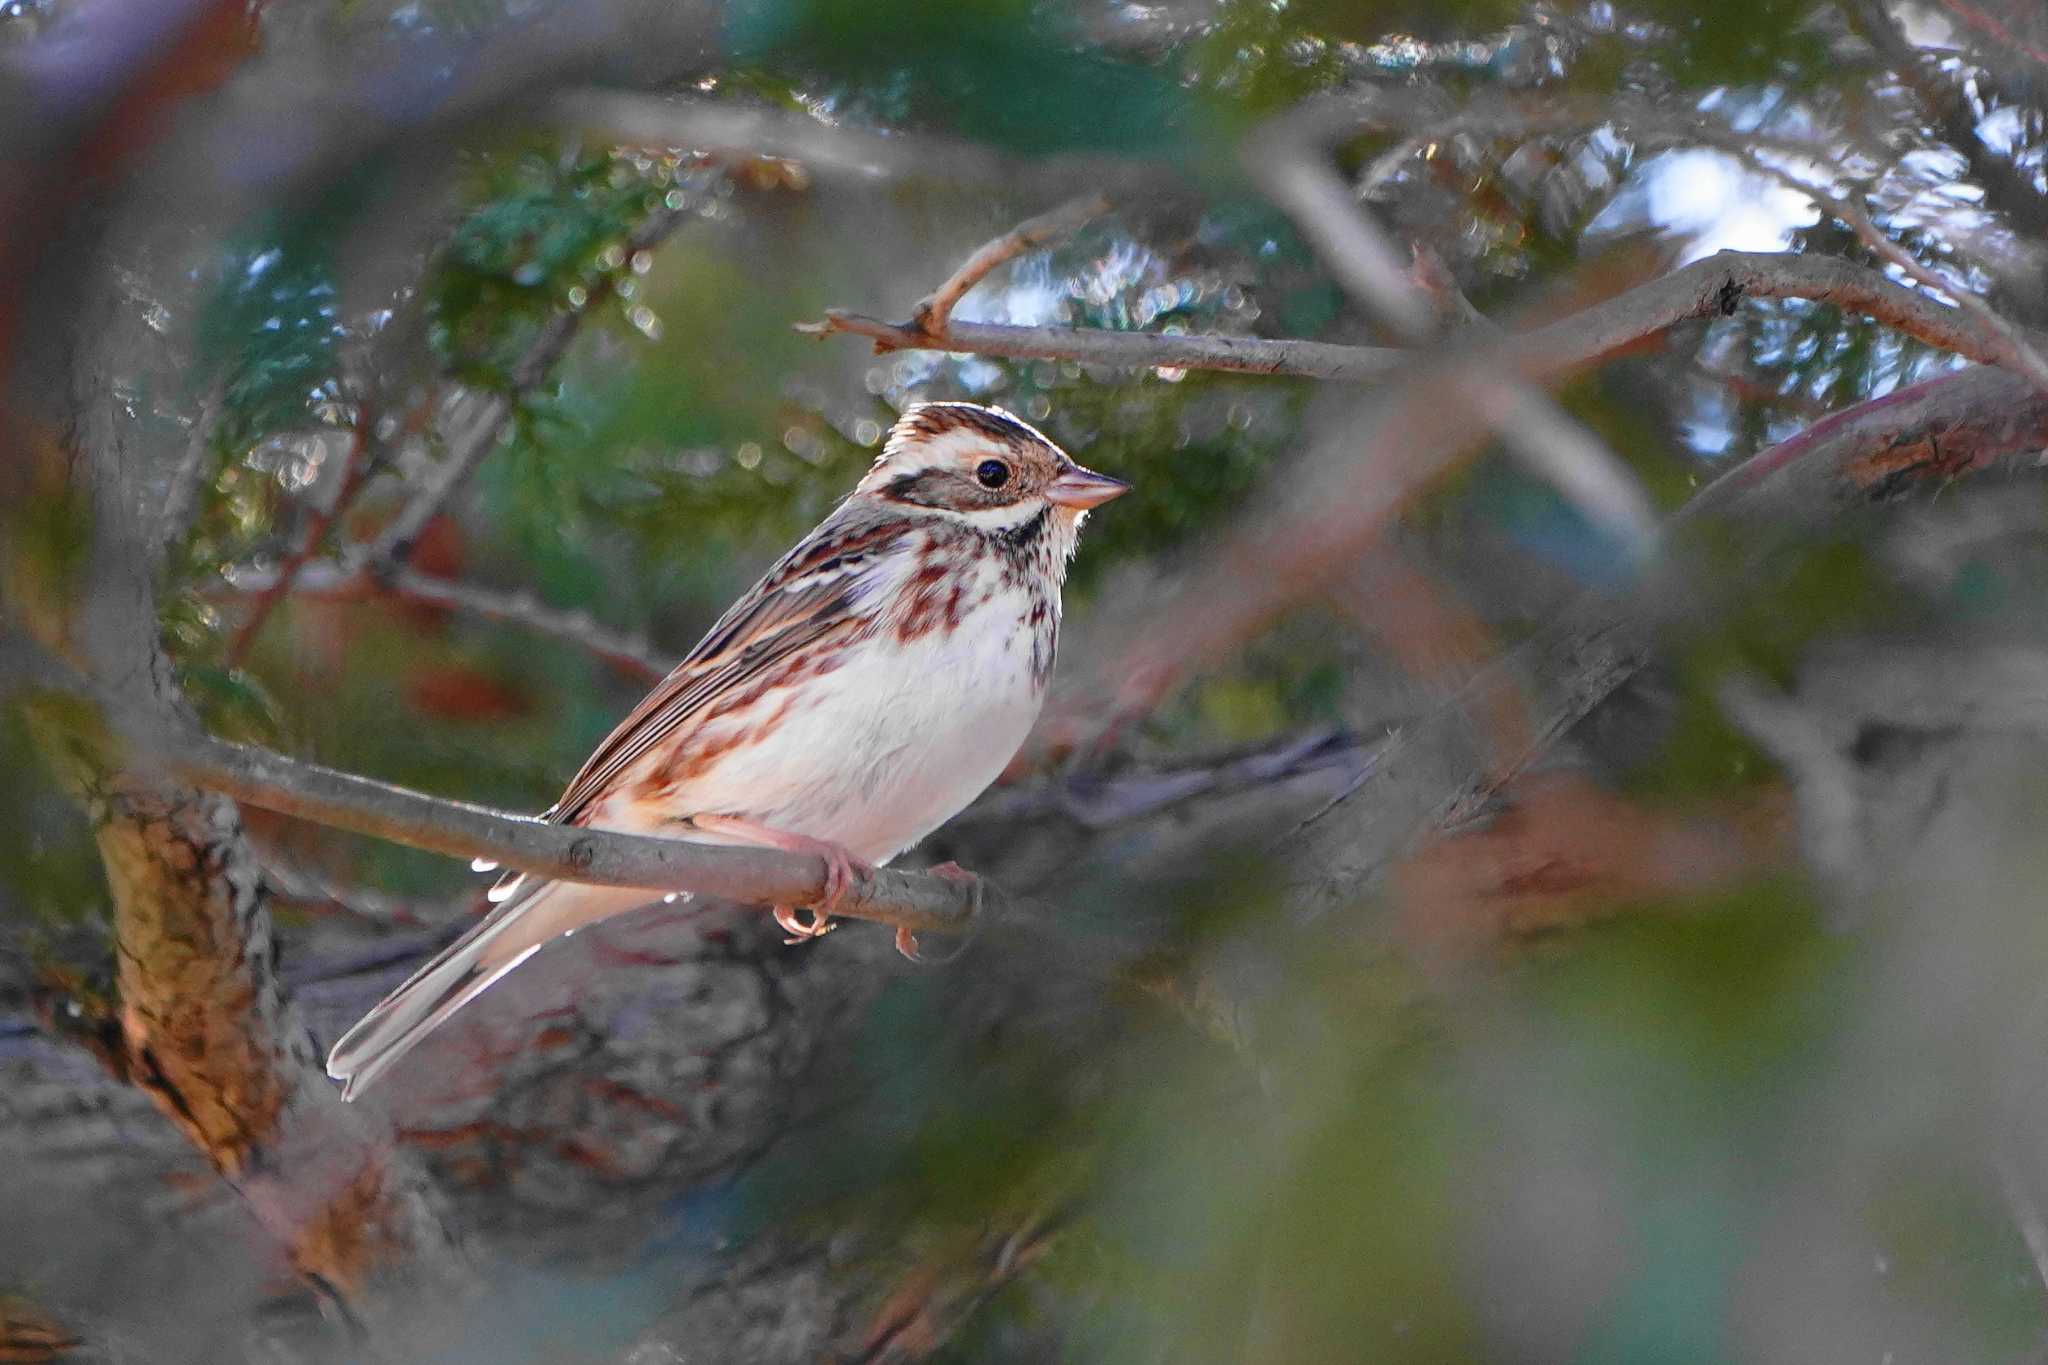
325, 401, 1129, 1099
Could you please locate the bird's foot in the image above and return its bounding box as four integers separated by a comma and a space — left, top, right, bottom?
769, 833, 873, 944
775, 902, 838, 943
688, 816, 873, 946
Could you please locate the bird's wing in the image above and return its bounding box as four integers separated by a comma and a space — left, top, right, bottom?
544, 511, 917, 828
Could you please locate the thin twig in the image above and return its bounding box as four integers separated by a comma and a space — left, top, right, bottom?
225, 404, 376, 668
267, 559, 671, 682
217, 202, 693, 680
1832, 193, 2048, 393
909, 193, 1112, 339
363, 202, 692, 571
1689, 118, 2048, 391
800, 309, 1402, 378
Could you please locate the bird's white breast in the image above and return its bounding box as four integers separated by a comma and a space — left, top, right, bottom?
606, 549, 1050, 865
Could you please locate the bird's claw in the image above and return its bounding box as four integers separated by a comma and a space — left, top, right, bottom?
774, 838, 872, 945
775, 903, 838, 943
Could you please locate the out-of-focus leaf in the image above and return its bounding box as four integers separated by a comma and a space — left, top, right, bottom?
727, 0, 1223, 160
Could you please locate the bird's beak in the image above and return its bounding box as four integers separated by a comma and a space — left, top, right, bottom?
1045, 464, 1131, 510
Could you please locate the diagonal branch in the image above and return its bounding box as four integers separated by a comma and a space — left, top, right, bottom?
908, 193, 1112, 340
362, 201, 692, 572
224, 403, 376, 668
1245, 107, 1656, 548
1282, 361, 2048, 919
272, 560, 671, 682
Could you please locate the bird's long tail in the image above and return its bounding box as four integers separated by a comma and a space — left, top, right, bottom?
324, 879, 654, 1100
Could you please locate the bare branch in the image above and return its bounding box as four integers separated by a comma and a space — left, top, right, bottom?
910, 193, 1111, 339
181, 732, 995, 939
1705, 136, 2048, 392
229, 558, 671, 682
806, 248, 2034, 383
3, 640, 998, 944
224, 404, 375, 668
799, 308, 1402, 379
1513, 250, 2017, 370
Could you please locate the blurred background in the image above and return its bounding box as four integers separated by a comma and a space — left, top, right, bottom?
7, 0, 2048, 1360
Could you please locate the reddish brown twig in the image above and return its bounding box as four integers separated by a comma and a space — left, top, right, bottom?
279, 561, 671, 683
909, 192, 1111, 339
224, 403, 376, 668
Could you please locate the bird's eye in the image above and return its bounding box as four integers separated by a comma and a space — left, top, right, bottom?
975, 459, 1011, 490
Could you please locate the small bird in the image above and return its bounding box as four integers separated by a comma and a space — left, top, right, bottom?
326, 402, 1129, 1098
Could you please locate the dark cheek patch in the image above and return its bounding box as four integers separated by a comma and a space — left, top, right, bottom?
884, 468, 1024, 513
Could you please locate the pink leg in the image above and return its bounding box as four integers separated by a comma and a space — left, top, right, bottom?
689, 815, 875, 945
896, 860, 979, 962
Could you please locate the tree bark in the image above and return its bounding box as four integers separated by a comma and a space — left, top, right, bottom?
10, 206, 476, 1339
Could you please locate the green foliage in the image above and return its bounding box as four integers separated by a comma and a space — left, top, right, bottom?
1627, 0, 1835, 88
195, 193, 353, 447
1033, 374, 1303, 588
433, 151, 673, 385
1184, 0, 1354, 114
1286, 0, 1525, 46
0, 706, 103, 929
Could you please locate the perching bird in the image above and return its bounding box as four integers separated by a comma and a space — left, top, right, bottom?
325, 402, 1129, 1098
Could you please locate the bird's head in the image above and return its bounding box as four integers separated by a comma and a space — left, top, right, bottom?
854, 401, 1130, 537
